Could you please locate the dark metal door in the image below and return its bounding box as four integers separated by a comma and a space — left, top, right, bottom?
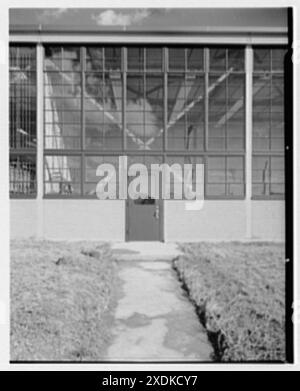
125, 156, 162, 241
127, 197, 161, 241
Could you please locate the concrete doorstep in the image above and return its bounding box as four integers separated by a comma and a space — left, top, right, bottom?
106, 242, 213, 361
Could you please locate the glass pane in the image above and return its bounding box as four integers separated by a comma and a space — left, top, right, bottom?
253, 137, 270, 151
206, 156, 244, 197
209, 75, 226, 113
10, 46, 37, 150
207, 157, 226, 183
227, 111, 244, 137
270, 168, 284, 184
227, 137, 244, 150
208, 137, 225, 150
45, 46, 80, 72
85, 123, 122, 150
85, 73, 103, 97
45, 155, 81, 195
270, 154, 284, 197
105, 47, 121, 70
44, 46, 62, 70
82, 66, 123, 150
208, 74, 226, 150
45, 71, 81, 93
271, 110, 284, 132
45, 97, 81, 111
146, 74, 164, 115
272, 49, 286, 71
253, 74, 271, 151
127, 74, 144, 105
228, 48, 244, 71
270, 184, 284, 195
169, 48, 185, 71
84, 155, 119, 196
253, 61, 285, 155
252, 156, 270, 196
186, 74, 204, 104
226, 75, 245, 150
187, 48, 203, 71
210, 48, 226, 71
10, 46, 36, 70
206, 184, 226, 197
126, 74, 144, 147
271, 156, 284, 183
253, 76, 271, 111
271, 138, 284, 150
45, 73, 81, 99
227, 157, 244, 182
146, 48, 162, 71
45, 110, 81, 124
163, 157, 184, 199
104, 73, 123, 110
254, 49, 271, 72
126, 74, 163, 150
253, 184, 268, 197
62, 47, 81, 72
45, 123, 81, 149
228, 74, 244, 104
10, 154, 36, 196
272, 75, 284, 108
253, 109, 270, 137
168, 74, 204, 150
167, 73, 186, 114
228, 184, 244, 196
128, 47, 144, 71
86, 47, 103, 71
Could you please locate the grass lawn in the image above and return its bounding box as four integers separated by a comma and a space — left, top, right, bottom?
173, 242, 285, 362
10, 240, 117, 361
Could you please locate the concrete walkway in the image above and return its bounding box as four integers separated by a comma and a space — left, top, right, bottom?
106, 242, 213, 361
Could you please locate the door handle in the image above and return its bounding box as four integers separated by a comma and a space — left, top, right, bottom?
153, 205, 160, 219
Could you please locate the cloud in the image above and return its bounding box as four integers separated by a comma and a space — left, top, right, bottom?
37, 8, 68, 21
92, 9, 150, 26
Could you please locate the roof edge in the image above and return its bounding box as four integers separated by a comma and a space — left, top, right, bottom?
9, 23, 288, 35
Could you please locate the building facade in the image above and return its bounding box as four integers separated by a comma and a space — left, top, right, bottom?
9, 9, 289, 241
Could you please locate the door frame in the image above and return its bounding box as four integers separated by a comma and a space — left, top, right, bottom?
125, 198, 164, 242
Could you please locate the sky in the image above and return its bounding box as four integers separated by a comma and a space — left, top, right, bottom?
9, 8, 287, 31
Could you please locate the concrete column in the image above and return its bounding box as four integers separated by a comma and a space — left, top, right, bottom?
36, 43, 44, 238
245, 46, 253, 239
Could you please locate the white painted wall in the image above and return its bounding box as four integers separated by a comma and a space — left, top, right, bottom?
10, 200, 284, 241
251, 201, 285, 241
164, 200, 247, 241
10, 200, 125, 241
164, 200, 285, 241
10, 200, 38, 238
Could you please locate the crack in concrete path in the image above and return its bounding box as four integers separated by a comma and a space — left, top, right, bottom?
106, 253, 213, 362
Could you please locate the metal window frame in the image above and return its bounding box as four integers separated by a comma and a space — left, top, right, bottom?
36, 43, 286, 200
252, 154, 285, 200
251, 45, 286, 200
9, 44, 38, 199
9, 151, 38, 199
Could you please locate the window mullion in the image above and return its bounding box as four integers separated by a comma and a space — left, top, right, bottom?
37, 43, 43, 200
245, 45, 253, 203
270, 73, 273, 151
123, 46, 127, 151
80, 46, 86, 196
225, 156, 228, 196
144, 69, 146, 150
204, 48, 209, 152
163, 47, 168, 152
